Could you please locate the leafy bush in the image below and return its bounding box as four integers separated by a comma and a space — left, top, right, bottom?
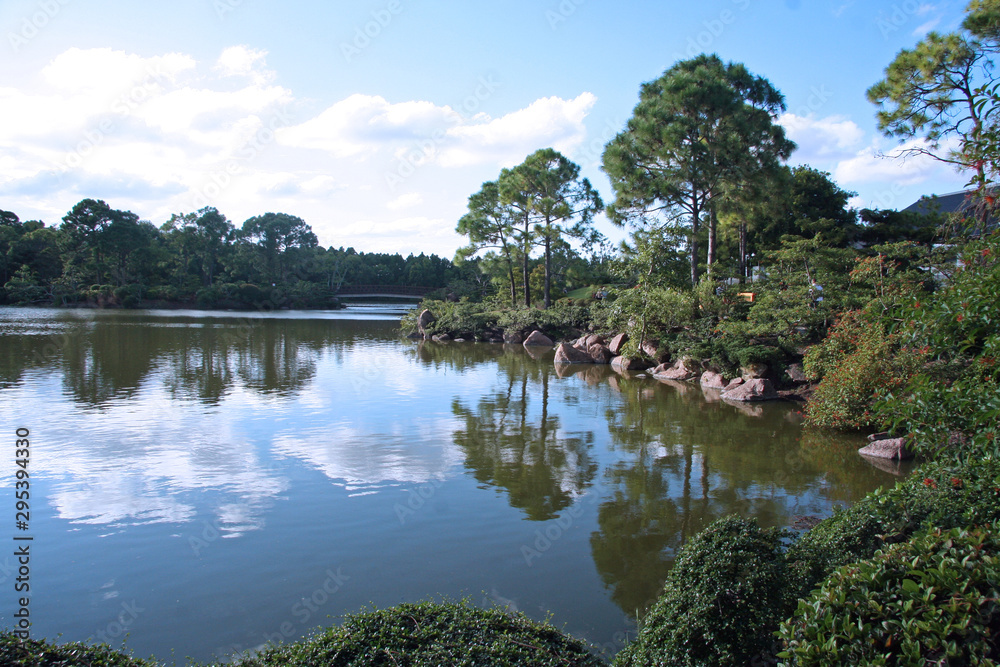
803, 312, 924, 430
600, 285, 694, 338
784, 458, 1000, 604
495, 301, 591, 340
2, 266, 48, 304
613, 516, 789, 667
234, 600, 603, 667
875, 233, 1000, 461
0, 633, 155, 666
779, 524, 1000, 666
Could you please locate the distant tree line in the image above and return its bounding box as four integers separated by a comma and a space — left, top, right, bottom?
0, 199, 477, 308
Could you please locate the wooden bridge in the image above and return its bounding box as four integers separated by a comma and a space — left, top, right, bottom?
333, 285, 435, 300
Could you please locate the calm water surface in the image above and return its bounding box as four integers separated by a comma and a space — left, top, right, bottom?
0, 305, 908, 661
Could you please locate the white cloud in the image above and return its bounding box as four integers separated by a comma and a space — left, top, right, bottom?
0, 46, 597, 256
215, 45, 272, 84
913, 18, 941, 36
780, 113, 865, 163
441, 93, 597, 167
834, 138, 952, 189
387, 192, 423, 210
278, 91, 597, 168
278, 94, 459, 157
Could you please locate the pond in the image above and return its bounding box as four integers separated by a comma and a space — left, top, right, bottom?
0, 305, 907, 661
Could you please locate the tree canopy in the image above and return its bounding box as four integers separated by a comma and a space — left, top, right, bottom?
603, 54, 795, 285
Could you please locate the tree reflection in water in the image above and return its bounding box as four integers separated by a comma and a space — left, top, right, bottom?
591, 373, 899, 619
449, 345, 597, 521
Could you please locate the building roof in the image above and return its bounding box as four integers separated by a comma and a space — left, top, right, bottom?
902, 189, 979, 216
903, 188, 998, 234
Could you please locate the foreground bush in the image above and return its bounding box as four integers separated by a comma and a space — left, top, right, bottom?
613, 516, 788, 667
785, 458, 1000, 603
234, 600, 603, 667
779, 524, 1000, 666
0, 633, 154, 667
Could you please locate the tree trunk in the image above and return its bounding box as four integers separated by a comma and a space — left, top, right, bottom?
522, 215, 531, 307
738, 219, 748, 284
707, 203, 717, 278
508, 263, 518, 308
543, 224, 551, 310
689, 194, 700, 287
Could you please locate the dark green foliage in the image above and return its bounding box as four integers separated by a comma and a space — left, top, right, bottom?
785, 458, 1000, 605
876, 233, 1000, 461
802, 311, 924, 430
406, 298, 591, 341
613, 516, 789, 667
0, 633, 155, 666
233, 600, 603, 667
779, 524, 1000, 666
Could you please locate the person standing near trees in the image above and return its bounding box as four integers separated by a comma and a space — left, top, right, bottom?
809, 279, 823, 307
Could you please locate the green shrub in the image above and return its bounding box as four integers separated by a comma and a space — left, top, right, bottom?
785, 458, 1000, 604
803, 312, 924, 430
875, 233, 1000, 461
234, 600, 603, 667
3, 266, 48, 305
0, 633, 155, 666
236, 283, 266, 307
779, 524, 1000, 666
613, 516, 789, 667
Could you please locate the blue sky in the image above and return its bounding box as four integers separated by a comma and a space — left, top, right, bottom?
0, 0, 974, 256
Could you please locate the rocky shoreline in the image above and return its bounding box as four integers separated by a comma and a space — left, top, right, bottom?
406, 308, 923, 469
410, 308, 817, 404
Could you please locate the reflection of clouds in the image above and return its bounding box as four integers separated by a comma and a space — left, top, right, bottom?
29, 385, 288, 534
273, 421, 463, 489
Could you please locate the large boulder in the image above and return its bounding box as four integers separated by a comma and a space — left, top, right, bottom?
523, 330, 554, 347
786, 363, 808, 384
641, 339, 667, 364
608, 332, 629, 356
653, 357, 700, 381
723, 377, 745, 392
741, 362, 769, 380
588, 344, 615, 365
858, 436, 913, 460
611, 356, 649, 372
554, 342, 594, 364
700, 371, 727, 390
585, 334, 606, 348
417, 309, 436, 336
722, 378, 778, 402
